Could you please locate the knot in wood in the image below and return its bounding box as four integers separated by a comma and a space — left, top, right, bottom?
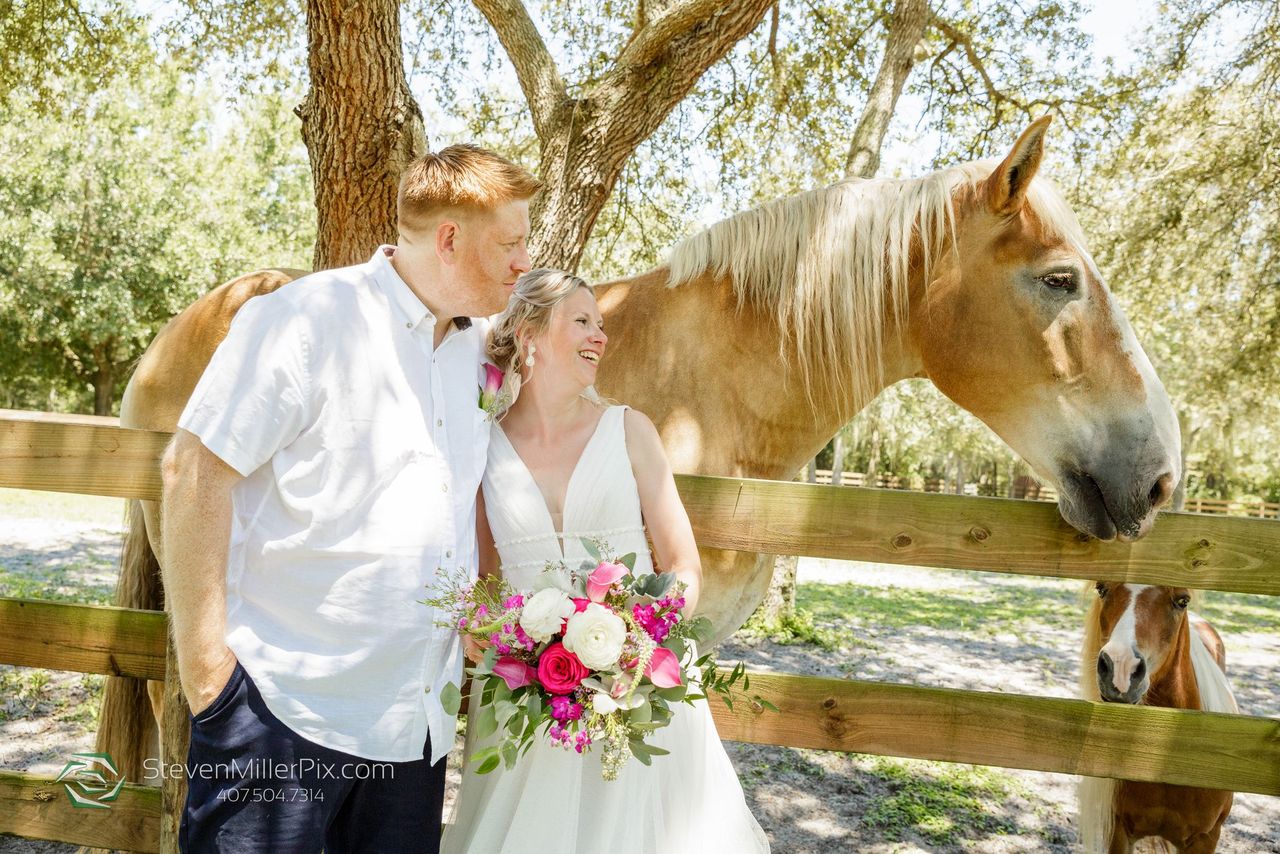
1191, 558, 1207, 568
968, 526, 990, 542
1198, 538, 1212, 549
822, 697, 837, 710
891, 533, 912, 549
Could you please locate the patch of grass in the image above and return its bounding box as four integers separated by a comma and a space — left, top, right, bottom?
859, 756, 1023, 844
0, 563, 116, 604
0, 665, 53, 720
0, 488, 126, 527
798, 581, 1080, 636
1192, 591, 1280, 635
740, 607, 842, 650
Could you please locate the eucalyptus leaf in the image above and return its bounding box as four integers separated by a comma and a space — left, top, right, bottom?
439, 681, 461, 717
475, 704, 498, 740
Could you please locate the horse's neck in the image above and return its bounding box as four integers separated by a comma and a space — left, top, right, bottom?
1145, 619, 1201, 711
596, 268, 919, 478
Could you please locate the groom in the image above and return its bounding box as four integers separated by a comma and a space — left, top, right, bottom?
162, 144, 539, 852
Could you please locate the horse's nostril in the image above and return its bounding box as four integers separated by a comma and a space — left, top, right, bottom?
1149, 471, 1175, 509
1097, 652, 1111, 679
1132, 657, 1146, 682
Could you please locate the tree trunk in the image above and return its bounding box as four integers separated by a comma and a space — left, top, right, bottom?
831, 432, 846, 486
844, 0, 929, 179
90, 341, 115, 416
92, 363, 114, 416
475, 0, 776, 273
758, 554, 798, 626
298, 0, 427, 271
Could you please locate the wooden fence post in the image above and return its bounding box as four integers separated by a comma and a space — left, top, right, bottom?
160, 634, 188, 853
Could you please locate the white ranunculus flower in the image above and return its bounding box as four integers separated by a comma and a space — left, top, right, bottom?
519, 588, 576, 643
562, 603, 627, 670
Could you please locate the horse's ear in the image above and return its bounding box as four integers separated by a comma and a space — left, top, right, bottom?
985, 115, 1052, 216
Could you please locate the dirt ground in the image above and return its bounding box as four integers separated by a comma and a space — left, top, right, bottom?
2, 493, 1277, 853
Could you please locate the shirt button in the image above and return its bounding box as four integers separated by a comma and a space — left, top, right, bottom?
437, 419, 443, 427
441, 483, 449, 492
446, 550, 453, 559
405, 321, 412, 329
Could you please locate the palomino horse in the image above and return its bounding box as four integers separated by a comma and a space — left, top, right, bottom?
1079, 583, 1237, 852
99, 117, 1181, 780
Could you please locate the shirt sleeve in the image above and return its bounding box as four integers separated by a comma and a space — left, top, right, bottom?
177, 293, 311, 477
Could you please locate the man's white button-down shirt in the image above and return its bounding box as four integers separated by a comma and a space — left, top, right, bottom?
178, 246, 490, 763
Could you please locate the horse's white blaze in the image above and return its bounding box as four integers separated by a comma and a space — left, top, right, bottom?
1100, 585, 1147, 694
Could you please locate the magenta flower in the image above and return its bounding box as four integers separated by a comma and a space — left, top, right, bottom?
479, 363, 504, 412
586, 561, 629, 603
644, 647, 683, 689
492, 656, 536, 690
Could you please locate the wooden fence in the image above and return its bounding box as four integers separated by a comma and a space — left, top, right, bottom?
811, 468, 1280, 518
2, 408, 1279, 852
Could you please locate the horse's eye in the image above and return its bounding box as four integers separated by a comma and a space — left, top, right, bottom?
1173, 594, 1190, 610
1039, 272, 1076, 291
1095, 582, 1108, 597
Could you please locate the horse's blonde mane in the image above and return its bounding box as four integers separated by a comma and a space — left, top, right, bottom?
666, 160, 1086, 409
1076, 589, 1238, 853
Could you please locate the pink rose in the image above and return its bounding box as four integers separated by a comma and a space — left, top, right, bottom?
536, 642, 589, 694
492, 657, 536, 690
586, 561, 629, 603
644, 647, 682, 689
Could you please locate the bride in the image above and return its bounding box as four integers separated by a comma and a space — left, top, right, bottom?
441, 268, 770, 853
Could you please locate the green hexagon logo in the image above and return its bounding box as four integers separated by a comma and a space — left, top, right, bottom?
54, 752, 124, 809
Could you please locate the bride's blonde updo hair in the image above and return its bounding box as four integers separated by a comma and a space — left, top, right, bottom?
487, 268, 596, 412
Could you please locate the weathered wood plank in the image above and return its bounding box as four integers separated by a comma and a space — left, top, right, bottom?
708, 672, 1280, 796
3, 417, 1279, 595
678, 476, 1280, 596
0, 598, 168, 681
0, 769, 159, 853
0, 411, 168, 501
2, 417, 1279, 595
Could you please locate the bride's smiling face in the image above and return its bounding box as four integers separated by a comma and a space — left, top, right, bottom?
530, 286, 607, 389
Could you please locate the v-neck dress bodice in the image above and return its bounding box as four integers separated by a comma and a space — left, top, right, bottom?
484, 405, 653, 590
443, 403, 771, 854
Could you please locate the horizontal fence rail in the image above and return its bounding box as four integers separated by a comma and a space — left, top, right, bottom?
0, 769, 160, 852
2, 596, 1277, 799
4, 412, 1280, 594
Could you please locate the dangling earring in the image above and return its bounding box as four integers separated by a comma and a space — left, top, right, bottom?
525, 343, 536, 367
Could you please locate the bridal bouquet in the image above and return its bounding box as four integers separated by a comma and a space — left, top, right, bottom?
423, 540, 758, 781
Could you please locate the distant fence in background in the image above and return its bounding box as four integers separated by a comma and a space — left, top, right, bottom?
810, 469, 1279, 518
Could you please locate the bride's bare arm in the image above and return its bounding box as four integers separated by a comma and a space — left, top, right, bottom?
624, 408, 702, 615
463, 488, 499, 664
476, 487, 499, 579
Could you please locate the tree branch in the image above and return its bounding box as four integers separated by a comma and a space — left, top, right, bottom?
615, 0, 740, 68
844, 0, 929, 178
471, 0, 568, 141
929, 12, 1024, 114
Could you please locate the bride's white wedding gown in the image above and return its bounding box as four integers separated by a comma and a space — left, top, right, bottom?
441, 405, 770, 853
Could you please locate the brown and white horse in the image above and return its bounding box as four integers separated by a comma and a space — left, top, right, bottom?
100, 117, 1181, 779
1079, 583, 1237, 852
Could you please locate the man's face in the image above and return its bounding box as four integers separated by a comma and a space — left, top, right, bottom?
452, 198, 532, 316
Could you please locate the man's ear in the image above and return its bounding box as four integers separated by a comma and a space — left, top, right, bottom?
435, 220, 460, 263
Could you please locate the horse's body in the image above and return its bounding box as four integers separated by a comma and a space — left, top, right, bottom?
1079, 583, 1237, 852
100, 118, 1182, 783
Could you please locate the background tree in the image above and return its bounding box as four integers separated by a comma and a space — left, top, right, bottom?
0, 37, 313, 414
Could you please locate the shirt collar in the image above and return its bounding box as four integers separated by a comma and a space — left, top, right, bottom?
368, 246, 473, 332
